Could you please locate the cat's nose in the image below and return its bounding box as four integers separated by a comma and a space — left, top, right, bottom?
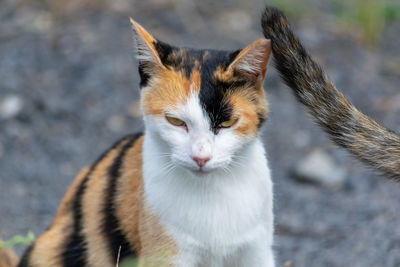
192, 156, 210, 168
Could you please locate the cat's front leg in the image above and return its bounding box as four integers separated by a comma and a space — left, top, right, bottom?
228, 246, 275, 267
137, 249, 200, 267
251, 246, 275, 267
225, 235, 275, 267
172, 246, 201, 267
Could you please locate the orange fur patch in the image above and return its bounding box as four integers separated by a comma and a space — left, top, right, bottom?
213, 62, 269, 137
141, 69, 201, 116
213, 65, 236, 84
30, 217, 72, 267
0, 247, 18, 267
227, 87, 268, 137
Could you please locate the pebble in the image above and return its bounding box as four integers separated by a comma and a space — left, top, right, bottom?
109, 0, 131, 12
128, 100, 142, 118
107, 115, 126, 132
0, 94, 24, 119
219, 10, 252, 32
292, 149, 347, 189
283, 260, 294, 267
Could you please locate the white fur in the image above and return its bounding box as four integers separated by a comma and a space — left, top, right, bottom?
141, 91, 274, 266
236, 56, 263, 75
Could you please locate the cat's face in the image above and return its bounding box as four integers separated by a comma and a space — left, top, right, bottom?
131, 19, 271, 173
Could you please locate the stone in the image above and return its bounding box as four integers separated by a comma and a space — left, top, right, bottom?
107, 115, 126, 132
0, 94, 23, 119
283, 260, 294, 267
128, 100, 142, 118
292, 149, 347, 189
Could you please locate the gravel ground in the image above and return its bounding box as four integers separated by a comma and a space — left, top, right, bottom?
0, 0, 399, 266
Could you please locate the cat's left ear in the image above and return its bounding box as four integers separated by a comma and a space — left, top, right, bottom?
228, 39, 271, 84
130, 18, 168, 86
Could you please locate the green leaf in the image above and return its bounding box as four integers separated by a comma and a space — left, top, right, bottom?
0, 231, 35, 249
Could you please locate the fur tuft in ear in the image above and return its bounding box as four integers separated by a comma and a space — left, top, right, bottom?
130, 18, 162, 65
130, 18, 168, 87
228, 39, 271, 83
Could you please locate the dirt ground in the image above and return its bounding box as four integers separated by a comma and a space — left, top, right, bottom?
0, 0, 399, 266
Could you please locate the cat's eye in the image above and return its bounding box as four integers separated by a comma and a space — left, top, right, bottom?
220, 117, 238, 128
166, 116, 186, 127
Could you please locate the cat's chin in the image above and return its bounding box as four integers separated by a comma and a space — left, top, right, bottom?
171, 161, 215, 175
183, 164, 227, 176
191, 167, 212, 175
178, 165, 209, 174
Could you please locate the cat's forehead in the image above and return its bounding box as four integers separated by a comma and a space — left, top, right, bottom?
151, 42, 245, 130
154, 41, 239, 78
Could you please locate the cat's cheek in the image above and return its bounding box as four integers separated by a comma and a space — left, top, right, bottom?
143, 116, 179, 143
211, 131, 241, 166
153, 121, 191, 152
161, 128, 188, 146
230, 119, 259, 139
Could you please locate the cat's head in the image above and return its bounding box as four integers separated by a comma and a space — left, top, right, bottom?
131, 19, 271, 173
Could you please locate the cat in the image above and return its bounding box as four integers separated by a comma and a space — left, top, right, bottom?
0, 248, 18, 267
0, 19, 275, 267
261, 6, 400, 179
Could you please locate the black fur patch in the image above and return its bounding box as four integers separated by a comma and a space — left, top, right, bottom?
62, 176, 89, 267
138, 63, 151, 87
155, 41, 204, 78
17, 243, 34, 267
103, 133, 142, 263
61, 135, 135, 267
199, 50, 246, 133
153, 40, 175, 65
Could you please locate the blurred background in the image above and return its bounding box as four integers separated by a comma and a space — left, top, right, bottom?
0, 0, 399, 266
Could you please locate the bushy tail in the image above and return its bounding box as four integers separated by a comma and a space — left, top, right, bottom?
261, 6, 400, 179
0, 246, 18, 267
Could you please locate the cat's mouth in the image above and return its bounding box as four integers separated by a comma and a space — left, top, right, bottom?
185, 162, 227, 175
180, 162, 216, 174
171, 155, 229, 174
192, 166, 209, 174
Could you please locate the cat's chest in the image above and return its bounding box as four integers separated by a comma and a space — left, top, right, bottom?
143, 166, 272, 250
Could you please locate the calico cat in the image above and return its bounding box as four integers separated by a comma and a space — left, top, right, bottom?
0, 19, 275, 266
261, 7, 400, 179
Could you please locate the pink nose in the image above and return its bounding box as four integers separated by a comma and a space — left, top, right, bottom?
192, 156, 210, 168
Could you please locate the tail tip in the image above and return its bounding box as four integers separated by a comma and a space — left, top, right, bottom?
261, 6, 289, 37
262, 6, 286, 20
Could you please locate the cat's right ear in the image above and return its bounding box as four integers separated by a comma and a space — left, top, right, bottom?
130, 18, 165, 86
